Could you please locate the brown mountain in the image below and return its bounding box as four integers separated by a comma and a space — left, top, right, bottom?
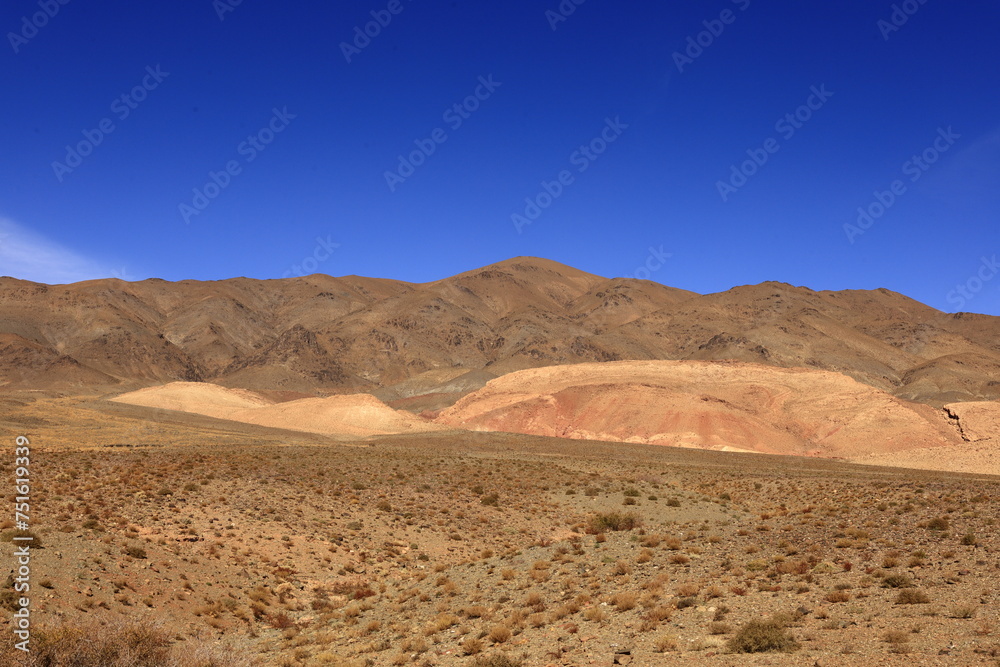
1, 257, 999, 405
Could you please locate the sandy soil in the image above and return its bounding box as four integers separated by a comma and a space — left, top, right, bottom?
2, 390, 999, 666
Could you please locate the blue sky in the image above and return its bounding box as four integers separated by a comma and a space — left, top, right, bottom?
1, 0, 998, 314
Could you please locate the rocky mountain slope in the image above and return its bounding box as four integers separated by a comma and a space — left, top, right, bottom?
2, 257, 998, 406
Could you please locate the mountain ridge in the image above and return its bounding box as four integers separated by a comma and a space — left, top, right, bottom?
2, 256, 998, 406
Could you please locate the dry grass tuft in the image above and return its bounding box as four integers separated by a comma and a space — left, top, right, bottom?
895, 589, 930, 605
726, 619, 798, 654
587, 511, 641, 533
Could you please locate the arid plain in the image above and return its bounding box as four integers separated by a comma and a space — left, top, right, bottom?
2, 258, 1000, 665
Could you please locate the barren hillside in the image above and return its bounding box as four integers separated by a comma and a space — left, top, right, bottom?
436, 360, 968, 461
2, 258, 999, 405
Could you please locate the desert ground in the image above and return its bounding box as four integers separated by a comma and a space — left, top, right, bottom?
2, 386, 1000, 666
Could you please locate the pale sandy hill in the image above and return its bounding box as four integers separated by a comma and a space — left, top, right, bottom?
111, 381, 274, 420
227, 394, 446, 437
436, 360, 962, 458
112, 382, 446, 437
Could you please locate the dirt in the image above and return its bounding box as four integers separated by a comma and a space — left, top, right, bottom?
1, 391, 999, 666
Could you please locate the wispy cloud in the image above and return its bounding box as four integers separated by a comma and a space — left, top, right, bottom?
0, 217, 134, 284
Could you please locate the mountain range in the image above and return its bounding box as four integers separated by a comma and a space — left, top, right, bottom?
3, 256, 999, 408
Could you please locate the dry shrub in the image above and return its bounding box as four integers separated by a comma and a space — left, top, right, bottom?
612, 592, 637, 611
488, 624, 512, 643
926, 517, 949, 531
675, 583, 699, 597
895, 589, 930, 605
641, 534, 662, 548
330, 578, 375, 600
884, 629, 909, 644
462, 637, 484, 655
881, 574, 913, 589
400, 637, 428, 654
704, 585, 725, 599
775, 560, 809, 575
464, 605, 490, 619
949, 605, 976, 619
587, 511, 641, 533
551, 601, 580, 619
648, 603, 673, 620
644, 605, 672, 626
1, 617, 255, 666
653, 633, 679, 652
676, 596, 698, 610
529, 569, 550, 583
122, 544, 147, 559
825, 590, 850, 603
727, 619, 798, 654
424, 613, 458, 635
643, 573, 670, 592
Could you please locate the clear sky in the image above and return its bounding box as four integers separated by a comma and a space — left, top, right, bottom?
1, 1, 998, 314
